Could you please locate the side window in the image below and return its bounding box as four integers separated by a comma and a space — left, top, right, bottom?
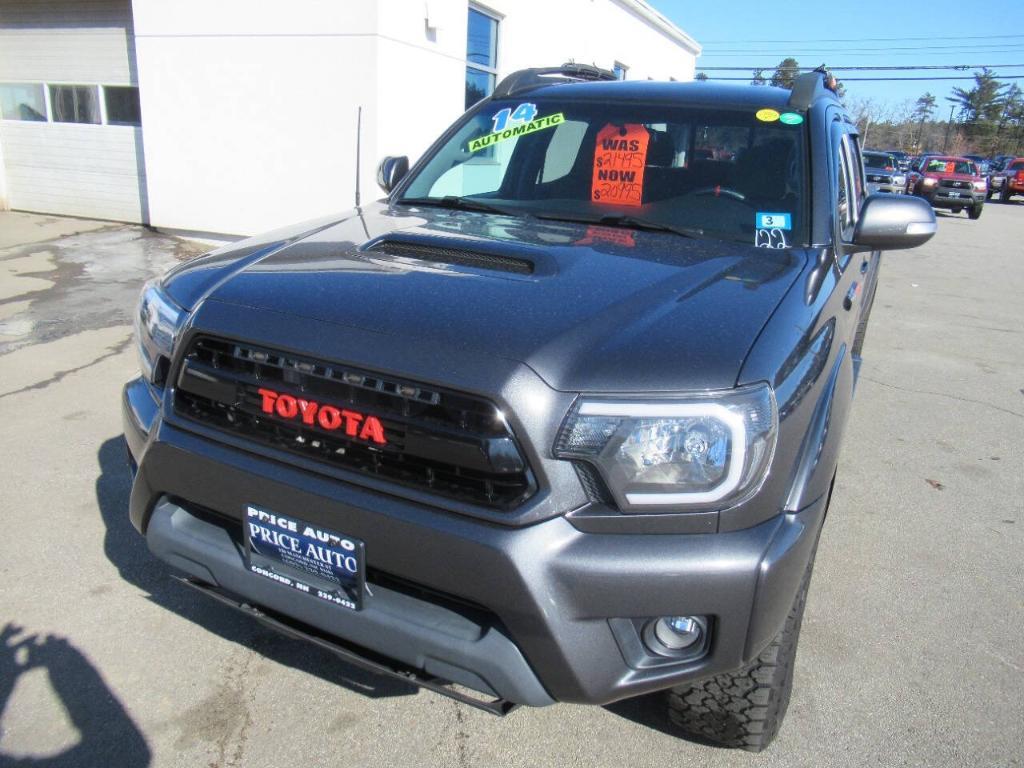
833, 127, 855, 238
465, 6, 499, 109
848, 135, 866, 208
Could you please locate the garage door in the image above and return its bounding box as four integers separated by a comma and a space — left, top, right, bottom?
0, 0, 147, 223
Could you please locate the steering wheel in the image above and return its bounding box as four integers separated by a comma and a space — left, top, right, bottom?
688, 186, 747, 201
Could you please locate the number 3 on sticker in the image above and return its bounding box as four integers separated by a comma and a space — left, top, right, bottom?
756, 212, 791, 230
492, 103, 537, 132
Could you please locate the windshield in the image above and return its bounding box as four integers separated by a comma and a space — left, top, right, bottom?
398, 98, 808, 248
863, 152, 895, 170
924, 158, 976, 175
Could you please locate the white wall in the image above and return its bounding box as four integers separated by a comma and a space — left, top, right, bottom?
0, 0, 147, 222
133, 0, 698, 236
481, 0, 698, 82
1, 122, 146, 221
131, 1, 383, 236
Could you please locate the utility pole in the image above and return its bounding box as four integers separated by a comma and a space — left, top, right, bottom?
942, 105, 955, 153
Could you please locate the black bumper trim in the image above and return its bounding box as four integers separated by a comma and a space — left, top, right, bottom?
145, 498, 555, 707
174, 575, 520, 716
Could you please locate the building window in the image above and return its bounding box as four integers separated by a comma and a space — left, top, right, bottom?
49, 85, 100, 124
0, 83, 46, 121
104, 86, 141, 126
613, 62, 628, 80
465, 6, 498, 109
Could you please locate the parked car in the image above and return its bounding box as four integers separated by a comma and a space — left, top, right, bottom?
862, 150, 906, 194
886, 149, 911, 171
963, 153, 989, 175
998, 157, 1024, 202
123, 66, 936, 753
907, 155, 987, 218
986, 158, 1009, 199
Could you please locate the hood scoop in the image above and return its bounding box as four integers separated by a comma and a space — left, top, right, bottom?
367, 239, 535, 275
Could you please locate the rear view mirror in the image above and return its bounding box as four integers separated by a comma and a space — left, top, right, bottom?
852, 194, 937, 251
376, 156, 409, 193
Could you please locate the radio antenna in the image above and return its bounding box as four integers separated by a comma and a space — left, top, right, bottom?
355, 105, 362, 208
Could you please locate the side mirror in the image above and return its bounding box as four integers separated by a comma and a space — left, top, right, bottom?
376, 156, 409, 193
852, 193, 937, 251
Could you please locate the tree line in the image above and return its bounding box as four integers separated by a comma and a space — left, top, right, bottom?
698, 59, 1024, 156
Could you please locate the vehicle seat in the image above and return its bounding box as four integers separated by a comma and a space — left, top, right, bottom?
734, 140, 793, 203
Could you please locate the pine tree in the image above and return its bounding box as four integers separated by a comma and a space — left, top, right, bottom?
769, 58, 801, 89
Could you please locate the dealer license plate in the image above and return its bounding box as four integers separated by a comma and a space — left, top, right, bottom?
244, 505, 365, 610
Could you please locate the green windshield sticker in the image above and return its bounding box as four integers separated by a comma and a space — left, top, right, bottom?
468, 112, 566, 152
779, 112, 804, 125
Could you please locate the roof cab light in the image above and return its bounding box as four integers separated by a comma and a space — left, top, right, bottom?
554, 383, 777, 512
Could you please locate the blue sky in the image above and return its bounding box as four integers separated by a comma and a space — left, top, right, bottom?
653, 0, 1024, 111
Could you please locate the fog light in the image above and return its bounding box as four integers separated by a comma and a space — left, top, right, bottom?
651, 616, 706, 652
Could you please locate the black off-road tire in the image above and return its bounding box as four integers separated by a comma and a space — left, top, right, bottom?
968, 203, 983, 220
665, 555, 816, 752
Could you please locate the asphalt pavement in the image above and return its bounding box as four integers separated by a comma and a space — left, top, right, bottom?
0, 204, 1021, 767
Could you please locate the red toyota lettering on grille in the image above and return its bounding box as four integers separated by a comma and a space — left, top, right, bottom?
257, 387, 387, 445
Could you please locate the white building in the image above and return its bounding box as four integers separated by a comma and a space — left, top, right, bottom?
0, 0, 700, 236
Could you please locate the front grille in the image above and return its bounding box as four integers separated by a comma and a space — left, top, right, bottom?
173, 337, 536, 510
869, 174, 893, 184
939, 179, 972, 189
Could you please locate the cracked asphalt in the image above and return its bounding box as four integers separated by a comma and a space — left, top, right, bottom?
0, 205, 1021, 767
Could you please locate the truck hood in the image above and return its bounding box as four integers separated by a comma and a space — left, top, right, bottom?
166, 202, 806, 393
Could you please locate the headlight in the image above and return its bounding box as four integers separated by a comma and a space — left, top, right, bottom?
921, 177, 937, 188
135, 279, 186, 385
554, 383, 777, 511
972, 181, 987, 192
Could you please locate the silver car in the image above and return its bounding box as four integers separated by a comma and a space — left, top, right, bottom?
863, 150, 906, 194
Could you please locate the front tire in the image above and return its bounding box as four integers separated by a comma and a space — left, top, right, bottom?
1002, 188, 1012, 203
968, 203, 983, 220
664, 551, 816, 752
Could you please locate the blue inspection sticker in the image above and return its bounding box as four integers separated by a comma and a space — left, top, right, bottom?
756, 212, 792, 230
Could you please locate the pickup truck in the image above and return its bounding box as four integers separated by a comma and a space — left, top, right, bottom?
123, 66, 936, 752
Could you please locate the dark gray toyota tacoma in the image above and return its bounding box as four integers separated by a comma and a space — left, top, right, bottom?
123, 67, 936, 752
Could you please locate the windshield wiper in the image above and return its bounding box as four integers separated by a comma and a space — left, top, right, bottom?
535, 212, 705, 240
397, 196, 520, 216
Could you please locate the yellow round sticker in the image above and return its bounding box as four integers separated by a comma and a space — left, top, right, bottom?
756, 108, 781, 122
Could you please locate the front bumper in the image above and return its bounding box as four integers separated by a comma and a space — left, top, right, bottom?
123, 377, 826, 707
918, 187, 985, 209
866, 182, 903, 195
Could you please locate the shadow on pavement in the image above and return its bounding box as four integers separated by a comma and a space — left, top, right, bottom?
0, 624, 151, 768
94, 437, 416, 700
603, 693, 732, 750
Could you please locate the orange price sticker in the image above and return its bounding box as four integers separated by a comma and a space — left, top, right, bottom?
591, 123, 649, 208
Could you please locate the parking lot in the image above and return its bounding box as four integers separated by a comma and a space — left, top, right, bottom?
0, 203, 1021, 767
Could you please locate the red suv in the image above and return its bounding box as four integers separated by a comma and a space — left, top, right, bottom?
907, 156, 987, 219
999, 158, 1024, 203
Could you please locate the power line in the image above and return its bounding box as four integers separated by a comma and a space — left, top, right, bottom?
697, 64, 1024, 71
702, 49, 1024, 58
704, 75, 1024, 81
699, 34, 1024, 44
705, 44, 1024, 53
